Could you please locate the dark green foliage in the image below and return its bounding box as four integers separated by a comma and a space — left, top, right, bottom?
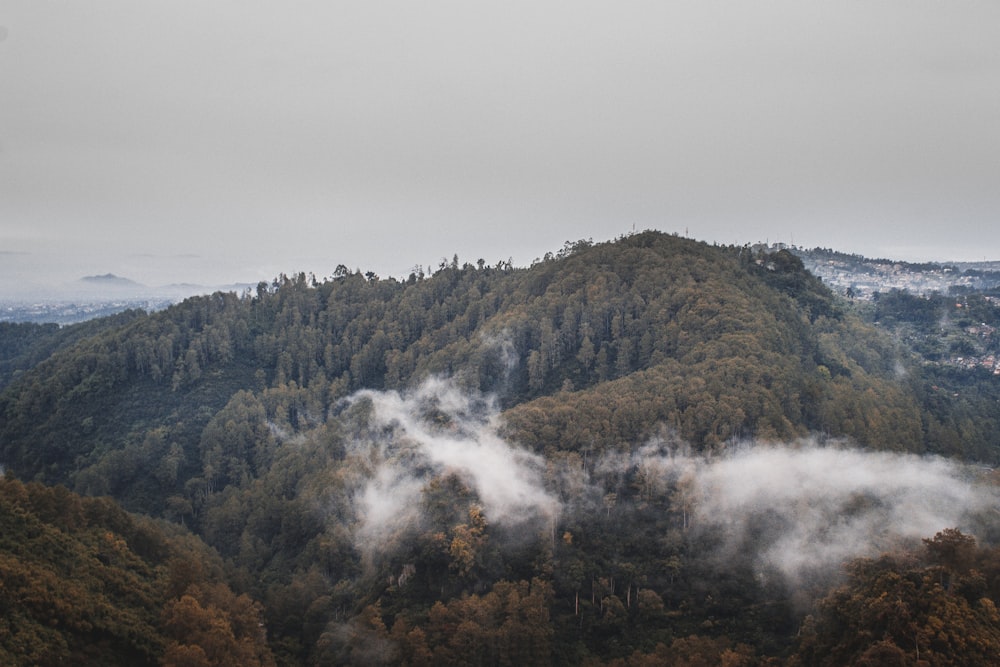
0, 310, 144, 390
0, 322, 60, 390
873, 289, 942, 326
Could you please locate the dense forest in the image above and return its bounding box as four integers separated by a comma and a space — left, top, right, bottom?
2, 231, 1000, 665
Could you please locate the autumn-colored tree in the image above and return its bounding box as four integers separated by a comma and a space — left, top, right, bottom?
161, 583, 275, 667
791, 531, 1000, 667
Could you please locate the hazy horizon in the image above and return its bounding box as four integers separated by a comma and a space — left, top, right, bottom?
2, 229, 998, 304
3, 2, 998, 296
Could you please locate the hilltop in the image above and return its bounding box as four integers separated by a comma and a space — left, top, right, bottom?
79, 273, 145, 288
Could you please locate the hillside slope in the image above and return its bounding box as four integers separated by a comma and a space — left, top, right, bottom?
0, 477, 273, 666
1, 233, 955, 497
2, 231, 998, 664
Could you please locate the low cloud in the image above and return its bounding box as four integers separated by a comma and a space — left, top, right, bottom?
343, 377, 559, 558
622, 438, 998, 588
338, 379, 998, 590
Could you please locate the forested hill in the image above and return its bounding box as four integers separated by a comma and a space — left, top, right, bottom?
0, 231, 993, 504
4, 230, 1000, 664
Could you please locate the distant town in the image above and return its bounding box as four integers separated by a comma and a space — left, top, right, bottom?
0, 274, 252, 324
0, 298, 179, 325
780, 245, 1000, 377
785, 245, 1000, 299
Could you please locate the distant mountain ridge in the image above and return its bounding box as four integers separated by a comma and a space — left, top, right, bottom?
79, 273, 145, 287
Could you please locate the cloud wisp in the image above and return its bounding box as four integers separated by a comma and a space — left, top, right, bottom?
338, 375, 998, 590
619, 439, 998, 588
343, 377, 559, 558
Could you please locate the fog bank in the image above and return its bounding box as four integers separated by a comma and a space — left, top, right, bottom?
627, 439, 998, 587
343, 377, 559, 558
338, 376, 998, 586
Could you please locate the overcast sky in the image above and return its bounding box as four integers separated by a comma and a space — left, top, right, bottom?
2, 1, 999, 294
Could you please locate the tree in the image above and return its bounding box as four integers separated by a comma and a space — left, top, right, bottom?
791, 537, 1000, 667
162, 584, 275, 667
924, 527, 977, 575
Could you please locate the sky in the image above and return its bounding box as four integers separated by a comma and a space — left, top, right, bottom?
2, 1, 999, 295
